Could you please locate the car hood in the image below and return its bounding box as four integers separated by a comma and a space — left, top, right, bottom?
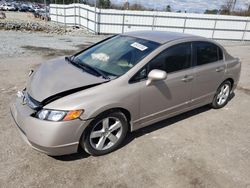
27, 57, 106, 102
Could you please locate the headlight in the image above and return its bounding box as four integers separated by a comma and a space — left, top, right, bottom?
36, 109, 83, 122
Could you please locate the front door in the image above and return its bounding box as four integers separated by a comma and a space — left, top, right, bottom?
135, 42, 194, 128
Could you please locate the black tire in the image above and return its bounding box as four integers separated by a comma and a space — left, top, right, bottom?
81, 111, 128, 156
211, 81, 232, 109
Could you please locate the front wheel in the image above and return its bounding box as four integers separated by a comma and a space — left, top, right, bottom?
81, 111, 128, 156
211, 81, 232, 109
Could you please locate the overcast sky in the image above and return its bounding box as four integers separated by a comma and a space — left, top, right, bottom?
111, 0, 250, 13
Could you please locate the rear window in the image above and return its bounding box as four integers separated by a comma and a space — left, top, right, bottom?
195, 42, 223, 66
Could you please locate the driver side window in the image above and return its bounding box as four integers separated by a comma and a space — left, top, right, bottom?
148, 43, 192, 73
129, 43, 192, 83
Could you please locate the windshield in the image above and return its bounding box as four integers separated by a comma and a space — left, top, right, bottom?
74, 35, 160, 77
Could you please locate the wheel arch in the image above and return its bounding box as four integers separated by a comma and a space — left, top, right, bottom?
211, 78, 233, 109
79, 107, 132, 146
90, 107, 132, 129
224, 78, 234, 87
78, 107, 132, 153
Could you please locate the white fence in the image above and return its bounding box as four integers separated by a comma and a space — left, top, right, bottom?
50, 4, 250, 41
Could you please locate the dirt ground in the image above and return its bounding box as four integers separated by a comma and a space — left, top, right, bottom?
2, 12, 42, 22
0, 30, 250, 188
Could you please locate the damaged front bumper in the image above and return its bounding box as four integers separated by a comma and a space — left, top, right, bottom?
10, 93, 90, 156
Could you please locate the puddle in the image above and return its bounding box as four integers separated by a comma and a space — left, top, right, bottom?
21, 43, 92, 57
21, 45, 77, 57
58, 38, 72, 42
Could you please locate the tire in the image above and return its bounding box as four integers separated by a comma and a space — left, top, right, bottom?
81, 111, 128, 156
211, 81, 232, 109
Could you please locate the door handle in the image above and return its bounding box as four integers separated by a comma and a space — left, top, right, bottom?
181, 75, 194, 82
216, 67, 225, 72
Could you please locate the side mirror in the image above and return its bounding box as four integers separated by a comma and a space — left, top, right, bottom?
146, 69, 167, 86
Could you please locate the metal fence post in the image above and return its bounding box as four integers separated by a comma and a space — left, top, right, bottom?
79, 3, 81, 27
182, 17, 187, 33
212, 19, 217, 39
152, 14, 155, 31
97, 10, 100, 34
87, 9, 89, 31
122, 12, 125, 33
242, 19, 249, 41
63, 0, 66, 32
74, 0, 76, 27
94, 1, 97, 34
183, 17, 187, 33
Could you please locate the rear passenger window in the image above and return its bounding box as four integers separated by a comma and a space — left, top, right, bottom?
148, 43, 191, 73
218, 47, 223, 60
195, 42, 223, 66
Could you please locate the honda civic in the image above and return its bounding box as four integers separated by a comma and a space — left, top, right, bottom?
10, 31, 241, 156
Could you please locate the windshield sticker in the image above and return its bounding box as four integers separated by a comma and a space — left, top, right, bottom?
130, 42, 148, 51
91, 53, 110, 62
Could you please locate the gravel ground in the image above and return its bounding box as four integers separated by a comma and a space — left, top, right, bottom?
0, 30, 250, 188
0, 12, 94, 34
2, 12, 43, 22
0, 30, 105, 58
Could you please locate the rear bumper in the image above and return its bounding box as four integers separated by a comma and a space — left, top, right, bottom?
10, 97, 90, 156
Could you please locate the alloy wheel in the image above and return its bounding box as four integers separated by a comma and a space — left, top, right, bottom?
89, 117, 123, 151
217, 83, 230, 106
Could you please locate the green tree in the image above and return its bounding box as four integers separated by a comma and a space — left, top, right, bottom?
165, 5, 171, 12
98, 0, 111, 9
129, 3, 146, 10
204, 9, 219, 14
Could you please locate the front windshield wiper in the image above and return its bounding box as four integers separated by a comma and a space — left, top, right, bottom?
65, 56, 110, 80
65, 56, 78, 67
73, 57, 110, 80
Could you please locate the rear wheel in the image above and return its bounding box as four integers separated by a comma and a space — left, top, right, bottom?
211, 81, 231, 109
82, 111, 128, 156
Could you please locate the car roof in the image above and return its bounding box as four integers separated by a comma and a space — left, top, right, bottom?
122, 30, 204, 44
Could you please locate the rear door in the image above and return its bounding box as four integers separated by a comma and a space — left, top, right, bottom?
191, 41, 225, 106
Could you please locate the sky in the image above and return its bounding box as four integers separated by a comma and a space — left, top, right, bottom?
111, 0, 250, 13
